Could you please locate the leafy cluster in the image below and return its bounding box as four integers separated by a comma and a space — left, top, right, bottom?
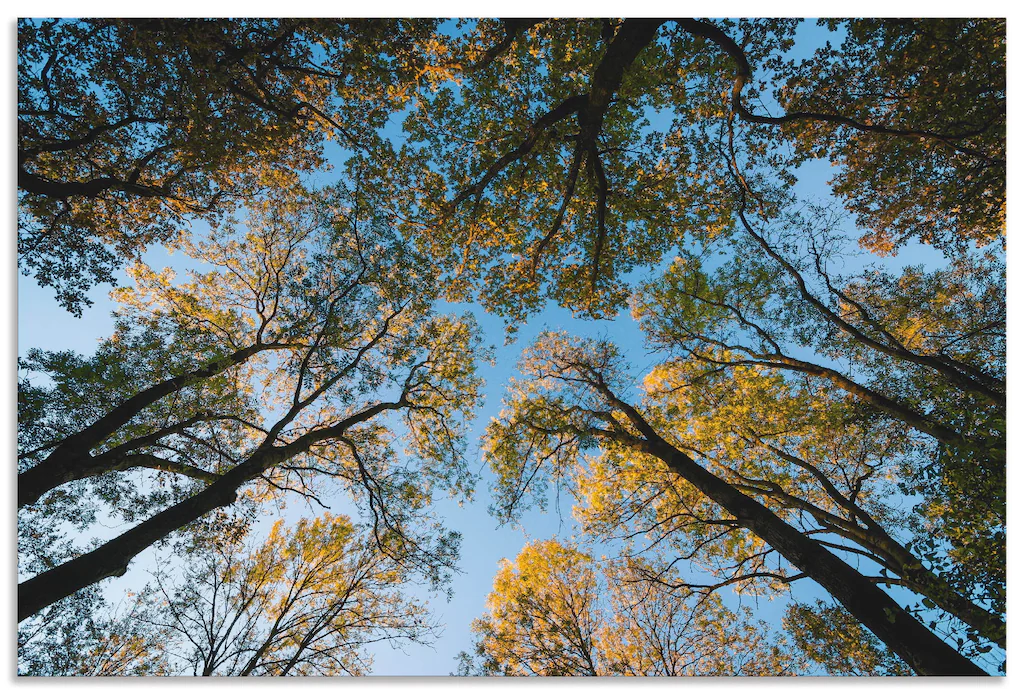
458, 539, 799, 676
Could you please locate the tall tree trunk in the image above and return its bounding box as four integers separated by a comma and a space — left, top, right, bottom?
754, 443, 1005, 647
18, 400, 402, 620
18, 343, 281, 508
18, 449, 271, 621
595, 387, 986, 676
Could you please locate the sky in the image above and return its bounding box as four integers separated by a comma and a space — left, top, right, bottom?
8, 7, 1016, 688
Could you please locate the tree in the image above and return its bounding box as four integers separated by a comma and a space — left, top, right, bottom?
766, 19, 1005, 255
18, 184, 485, 621
458, 539, 801, 676
142, 513, 436, 676
389, 18, 1002, 320
18, 18, 443, 312
410, 22, 1001, 665
17, 18, 1005, 676
461, 539, 601, 676
599, 557, 800, 675
631, 197, 1005, 638
484, 333, 986, 675
574, 357, 1003, 654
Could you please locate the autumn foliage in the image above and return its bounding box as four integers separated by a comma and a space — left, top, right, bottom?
18, 18, 1004, 677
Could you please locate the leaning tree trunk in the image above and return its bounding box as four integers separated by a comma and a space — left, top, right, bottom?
19, 343, 278, 508
18, 447, 272, 621
18, 400, 402, 621
597, 390, 986, 676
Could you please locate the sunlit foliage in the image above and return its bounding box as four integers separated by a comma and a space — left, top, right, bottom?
142, 514, 437, 675
18, 18, 441, 312
458, 539, 799, 676
18, 183, 486, 621
784, 600, 912, 676
17, 17, 1004, 677
483, 332, 999, 673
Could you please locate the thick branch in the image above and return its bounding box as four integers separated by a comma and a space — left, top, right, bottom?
18, 167, 172, 200
447, 95, 587, 211
19, 344, 290, 508
18, 398, 406, 621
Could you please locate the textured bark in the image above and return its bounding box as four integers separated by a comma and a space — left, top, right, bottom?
758, 444, 1004, 648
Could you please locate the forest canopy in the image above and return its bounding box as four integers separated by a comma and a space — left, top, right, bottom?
17, 17, 1005, 677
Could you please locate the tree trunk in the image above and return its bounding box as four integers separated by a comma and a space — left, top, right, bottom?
18, 399, 402, 621
18, 344, 276, 508
755, 443, 1004, 648
598, 391, 986, 676
880, 539, 1005, 649
18, 449, 274, 621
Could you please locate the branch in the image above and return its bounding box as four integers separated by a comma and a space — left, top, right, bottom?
676, 18, 1002, 162
447, 94, 587, 211
114, 453, 220, 484
587, 145, 609, 292
529, 143, 584, 274
468, 19, 545, 73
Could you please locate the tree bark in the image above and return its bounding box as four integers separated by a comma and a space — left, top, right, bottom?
18, 451, 267, 621
754, 442, 1005, 648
